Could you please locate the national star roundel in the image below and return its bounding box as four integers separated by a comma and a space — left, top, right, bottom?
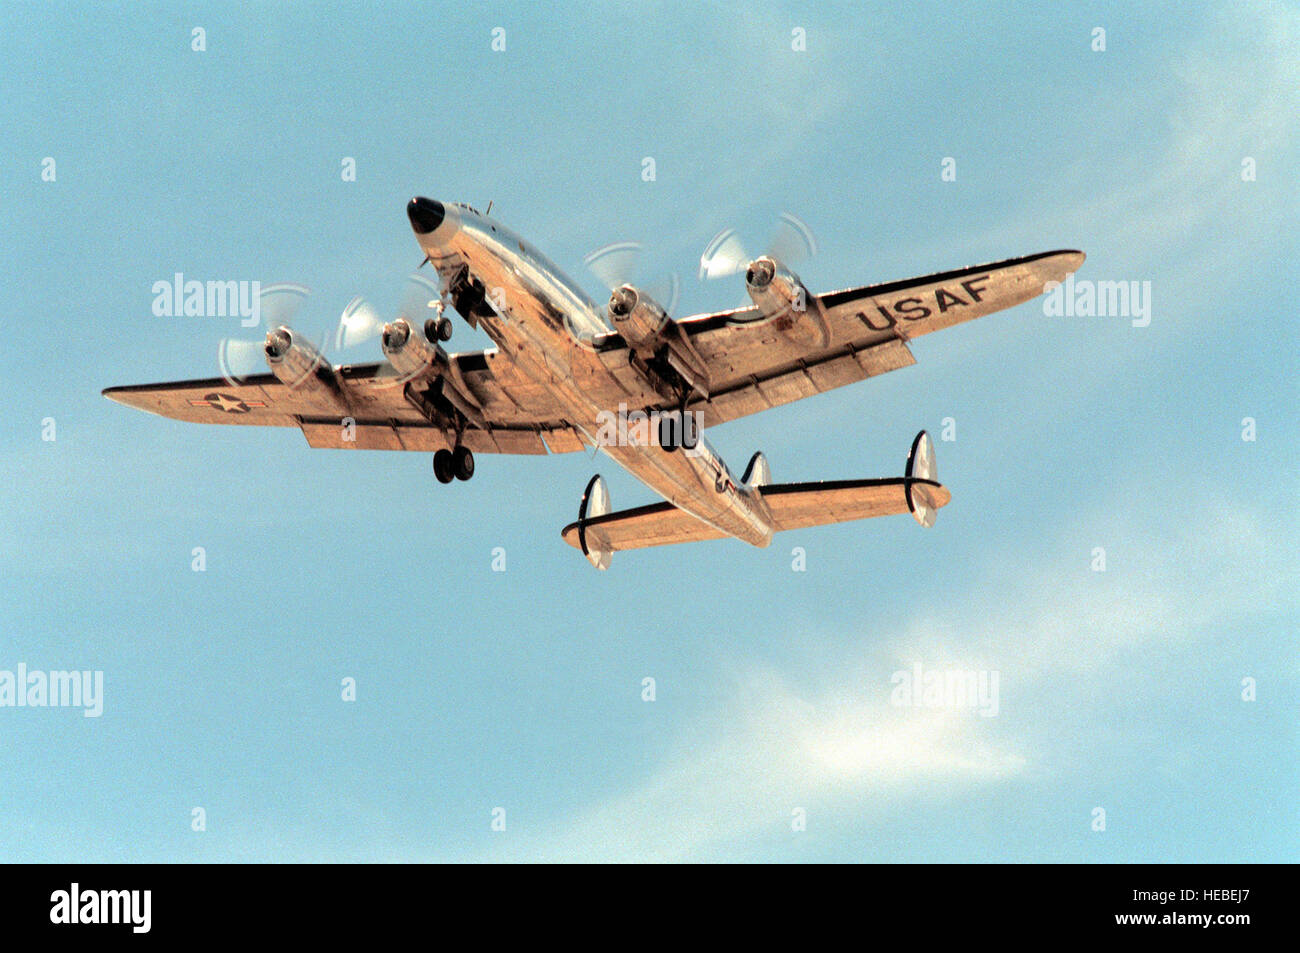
187, 392, 268, 414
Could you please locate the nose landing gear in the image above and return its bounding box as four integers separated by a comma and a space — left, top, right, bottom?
424, 299, 454, 344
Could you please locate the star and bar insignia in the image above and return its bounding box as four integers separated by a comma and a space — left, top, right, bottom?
188, 392, 268, 414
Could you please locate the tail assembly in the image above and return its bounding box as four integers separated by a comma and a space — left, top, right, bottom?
576, 475, 613, 570
904, 430, 940, 527
562, 432, 949, 567
741, 451, 771, 488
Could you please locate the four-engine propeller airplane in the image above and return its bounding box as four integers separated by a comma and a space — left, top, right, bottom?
105, 197, 1084, 568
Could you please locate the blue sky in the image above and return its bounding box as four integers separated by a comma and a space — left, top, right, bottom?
1, 0, 1295, 862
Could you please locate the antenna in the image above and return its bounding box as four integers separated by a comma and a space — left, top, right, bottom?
485, 200, 493, 216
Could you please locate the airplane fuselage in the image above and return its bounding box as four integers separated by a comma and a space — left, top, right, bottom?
409, 198, 774, 547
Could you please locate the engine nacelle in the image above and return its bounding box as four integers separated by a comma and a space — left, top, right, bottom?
264, 326, 335, 394
607, 284, 711, 399
607, 284, 669, 354
381, 317, 441, 380
744, 257, 829, 348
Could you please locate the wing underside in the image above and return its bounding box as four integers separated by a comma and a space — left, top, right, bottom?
672, 249, 1085, 427
102, 358, 590, 454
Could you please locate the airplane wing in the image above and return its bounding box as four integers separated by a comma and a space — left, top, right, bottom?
102, 374, 303, 427
106, 251, 1081, 451
103, 353, 589, 454
673, 249, 1084, 426
561, 476, 949, 553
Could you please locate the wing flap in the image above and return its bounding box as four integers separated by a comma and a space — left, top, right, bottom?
694, 338, 917, 427
300, 418, 404, 449
299, 422, 552, 454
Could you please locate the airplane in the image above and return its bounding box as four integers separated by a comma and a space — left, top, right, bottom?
104, 197, 1084, 568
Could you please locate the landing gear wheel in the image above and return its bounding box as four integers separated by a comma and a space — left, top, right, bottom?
424, 316, 453, 343
452, 445, 475, 481
433, 449, 454, 484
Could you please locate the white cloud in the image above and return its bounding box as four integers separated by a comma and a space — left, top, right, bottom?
510, 670, 1024, 863
500, 485, 1290, 862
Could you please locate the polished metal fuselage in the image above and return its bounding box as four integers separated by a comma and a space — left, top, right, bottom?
413, 202, 773, 547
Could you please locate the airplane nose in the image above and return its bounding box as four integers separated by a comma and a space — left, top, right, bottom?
407, 197, 445, 234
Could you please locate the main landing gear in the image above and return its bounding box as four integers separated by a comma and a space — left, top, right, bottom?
433, 445, 474, 483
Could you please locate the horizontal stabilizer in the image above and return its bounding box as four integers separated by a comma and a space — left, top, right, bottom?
561, 476, 950, 556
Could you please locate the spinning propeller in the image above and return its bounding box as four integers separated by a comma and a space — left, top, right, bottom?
697, 212, 818, 282
583, 241, 681, 318
217, 283, 320, 385
216, 275, 450, 387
